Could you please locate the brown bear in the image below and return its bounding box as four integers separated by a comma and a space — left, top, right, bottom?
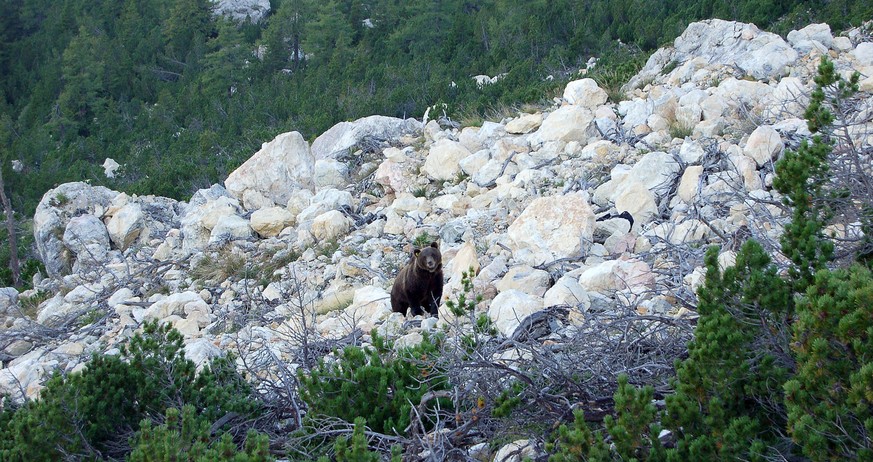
390, 242, 443, 317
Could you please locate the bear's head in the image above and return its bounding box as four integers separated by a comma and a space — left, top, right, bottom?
414, 242, 442, 273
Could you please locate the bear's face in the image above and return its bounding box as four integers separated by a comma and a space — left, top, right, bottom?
414, 242, 441, 273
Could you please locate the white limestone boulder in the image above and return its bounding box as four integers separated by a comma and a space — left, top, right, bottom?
423, 139, 471, 181
495, 265, 551, 297
62, 214, 111, 264
311, 210, 351, 241
33, 182, 118, 277
344, 285, 393, 331
313, 158, 349, 189
250, 207, 295, 238
614, 181, 659, 229
181, 192, 243, 254
225, 131, 315, 209
543, 275, 590, 309
311, 115, 421, 160
208, 215, 253, 245
563, 78, 608, 108
374, 159, 409, 194
0, 288, 17, 317
214, 0, 270, 23
677, 166, 704, 203
143, 291, 209, 322
487, 290, 544, 338
493, 439, 541, 462
505, 113, 543, 134
534, 105, 595, 143
507, 192, 596, 266
627, 151, 681, 198
578, 257, 655, 297
787, 23, 834, 50
106, 202, 144, 251
744, 125, 784, 167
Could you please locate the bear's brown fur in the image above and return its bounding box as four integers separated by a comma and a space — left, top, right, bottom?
390, 242, 443, 317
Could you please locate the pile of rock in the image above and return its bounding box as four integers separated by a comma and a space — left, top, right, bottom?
1, 21, 870, 460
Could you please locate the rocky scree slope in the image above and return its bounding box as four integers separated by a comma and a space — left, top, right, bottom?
0, 19, 871, 448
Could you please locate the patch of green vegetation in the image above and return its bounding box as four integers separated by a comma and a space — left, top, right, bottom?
17, 290, 50, 319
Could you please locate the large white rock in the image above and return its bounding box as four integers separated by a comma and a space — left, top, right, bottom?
446, 241, 480, 284
677, 166, 704, 203
214, 0, 270, 22
374, 159, 409, 194
507, 193, 596, 266
345, 286, 392, 331
62, 214, 111, 264
534, 105, 594, 143
311, 115, 421, 160
36, 294, 77, 325
33, 182, 118, 277
0, 288, 17, 317
311, 210, 351, 241
181, 192, 243, 254
487, 290, 544, 338
144, 292, 209, 322
493, 439, 540, 462
102, 158, 120, 178
630, 19, 798, 87
628, 151, 681, 198
225, 131, 315, 209
614, 181, 659, 228
765, 77, 808, 119
208, 215, 253, 245
852, 42, 873, 66
578, 258, 655, 297
250, 207, 295, 237
423, 139, 471, 181
495, 265, 551, 297
185, 338, 223, 369
543, 275, 590, 309
787, 23, 834, 49
0, 350, 51, 402
563, 78, 608, 108
744, 125, 783, 167
106, 202, 144, 251
505, 113, 543, 134
313, 158, 349, 189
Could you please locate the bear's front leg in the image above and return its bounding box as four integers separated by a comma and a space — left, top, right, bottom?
409, 304, 425, 316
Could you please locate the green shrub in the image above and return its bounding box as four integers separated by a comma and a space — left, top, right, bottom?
316, 417, 401, 462
0, 321, 263, 460
785, 265, 873, 460
129, 405, 272, 462
298, 331, 448, 435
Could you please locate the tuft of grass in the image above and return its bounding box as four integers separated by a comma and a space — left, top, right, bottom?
669, 122, 694, 139
317, 239, 340, 258
18, 290, 51, 319
661, 59, 679, 75
190, 249, 249, 284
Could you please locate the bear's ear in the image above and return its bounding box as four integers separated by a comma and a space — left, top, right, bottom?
413, 248, 421, 257
430, 241, 439, 250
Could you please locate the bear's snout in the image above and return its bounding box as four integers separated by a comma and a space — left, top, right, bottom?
424, 257, 437, 270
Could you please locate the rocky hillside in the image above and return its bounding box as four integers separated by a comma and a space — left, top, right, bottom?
1, 19, 872, 459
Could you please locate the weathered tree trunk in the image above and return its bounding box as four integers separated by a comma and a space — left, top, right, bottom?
0, 168, 20, 287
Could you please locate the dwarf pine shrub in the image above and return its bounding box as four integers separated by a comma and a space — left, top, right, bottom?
0, 321, 264, 460
298, 331, 448, 435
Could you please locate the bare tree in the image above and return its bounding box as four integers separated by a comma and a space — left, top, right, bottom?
0, 166, 20, 287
